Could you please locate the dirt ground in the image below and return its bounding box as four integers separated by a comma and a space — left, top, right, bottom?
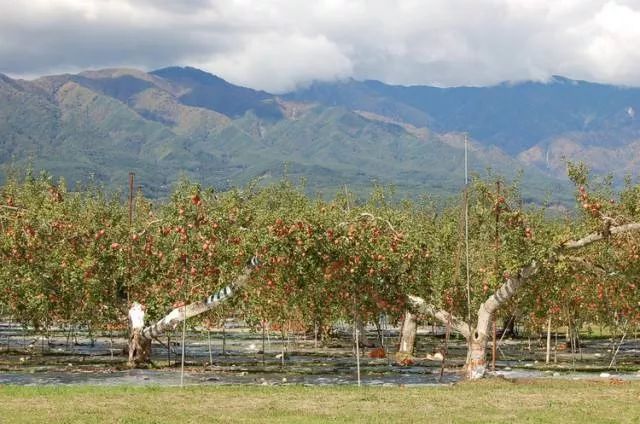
0, 320, 638, 386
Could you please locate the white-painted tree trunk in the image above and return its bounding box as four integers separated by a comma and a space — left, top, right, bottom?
465, 335, 488, 380
127, 263, 256, 366
128, 302, 151, 366
396, 311, 417, 363
406, 219, 640, 379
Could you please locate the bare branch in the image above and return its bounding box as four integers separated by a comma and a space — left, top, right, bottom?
358, 212, 399, 235
561, 223, 640, 249
558, 255, 607, 276
133, 219, 162, 238
140, 263, 256, 340
339, 212, 400, 236
407, 295, 471, 338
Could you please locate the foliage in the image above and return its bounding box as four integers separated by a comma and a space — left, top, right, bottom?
0, 169, 638, 340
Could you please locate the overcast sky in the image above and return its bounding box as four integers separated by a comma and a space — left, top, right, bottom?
2, 0, 640, 92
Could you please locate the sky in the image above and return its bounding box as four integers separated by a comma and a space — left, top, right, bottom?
1, 0, 640, 93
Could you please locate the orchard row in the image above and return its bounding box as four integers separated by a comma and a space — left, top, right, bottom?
1, 167, 639, 337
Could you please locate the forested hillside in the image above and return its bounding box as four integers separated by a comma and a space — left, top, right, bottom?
4, 67, 640, 202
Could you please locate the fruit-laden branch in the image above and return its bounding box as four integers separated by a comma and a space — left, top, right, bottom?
404, 219, 640, 379
409, 220, 640, 340
131, 258, 259, 341
406, 263, 539, 341
476, 221, 640, 336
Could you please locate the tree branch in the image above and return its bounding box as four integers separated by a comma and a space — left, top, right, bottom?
558, 255, 607, 275
476, 260, 540, 339
358, 212, 400, 236
139, 259, 258, 340
407, 295, 471, 338
475, 221, 640, 340
339, 212, 400, 236
561, 223, 640, 249
0, 204, 22, 211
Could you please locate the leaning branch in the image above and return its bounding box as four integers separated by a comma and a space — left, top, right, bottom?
476, 220, 640, 338
477, 260, 540, 338
139, 259, 258, 340
358, 212, 400, 236
407, 295, 471, 338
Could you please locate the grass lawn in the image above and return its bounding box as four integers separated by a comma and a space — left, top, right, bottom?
0, 379, 638, 423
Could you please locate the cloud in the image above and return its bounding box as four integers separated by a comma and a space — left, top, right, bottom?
196, 32, 353, 93
1, 0, 640, 91
581, 2, 640, 81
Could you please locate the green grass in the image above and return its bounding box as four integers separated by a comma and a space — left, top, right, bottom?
1, 379, 639, 423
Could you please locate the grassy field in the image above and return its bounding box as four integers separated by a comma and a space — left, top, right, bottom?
1, 379, 639, 423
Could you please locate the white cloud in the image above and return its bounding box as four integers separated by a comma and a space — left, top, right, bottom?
1, 0, 640, 91
197, 32, 353, 93
581, 2, 640, 82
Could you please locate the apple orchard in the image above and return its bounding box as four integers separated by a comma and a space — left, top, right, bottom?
1, 164, 639, 379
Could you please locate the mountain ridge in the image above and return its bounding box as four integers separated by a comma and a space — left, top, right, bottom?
2, 66, 637, 202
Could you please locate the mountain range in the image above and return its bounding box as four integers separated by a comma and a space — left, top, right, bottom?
2, 66, 639, 202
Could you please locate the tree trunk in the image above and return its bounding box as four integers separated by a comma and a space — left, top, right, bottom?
128, 302, 151, 366
465, 334, 488, 380
356, 321, 371, 348
408, 221, 640, 380
396, 311, 417, 364
128, 328, 152, 366
127, 261, 256, 367
502, 315, 517, 338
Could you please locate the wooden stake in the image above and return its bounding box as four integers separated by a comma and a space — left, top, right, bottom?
492, 318, 497, 371
554, 329, 558, 364
354, 315, 361, 387
546, 317, 552, 364
180, 304, 187, 387
262, 323, 266, 367
222, 323, 226, 356
167, 335, 171, 367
